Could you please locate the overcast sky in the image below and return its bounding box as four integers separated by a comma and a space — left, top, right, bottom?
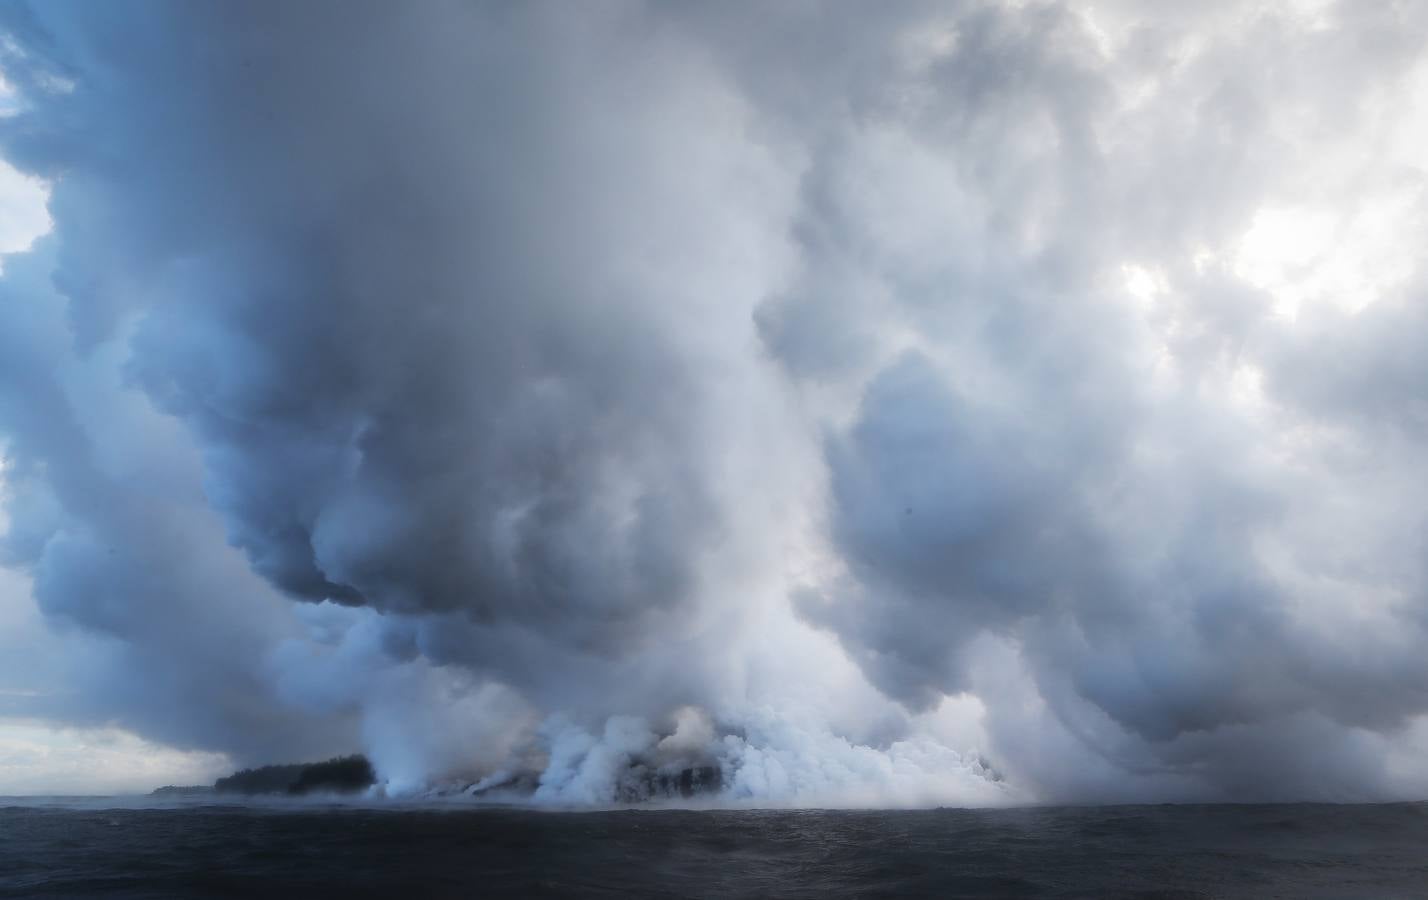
2, 0, 1428, 803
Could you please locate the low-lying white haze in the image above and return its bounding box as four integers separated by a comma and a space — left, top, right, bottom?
3, 0, 1428, 805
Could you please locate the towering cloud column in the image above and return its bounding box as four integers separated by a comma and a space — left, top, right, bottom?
3, 0, 1428, 803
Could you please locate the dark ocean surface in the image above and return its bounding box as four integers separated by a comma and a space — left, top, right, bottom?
2, 798, 1427, 898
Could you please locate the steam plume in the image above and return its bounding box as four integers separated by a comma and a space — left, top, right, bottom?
3, 0, 1428, 804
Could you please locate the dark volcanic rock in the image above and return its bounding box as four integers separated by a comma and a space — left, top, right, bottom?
665, 765, 721, 798
214, 755, 375, 795
617, 764, 723, 802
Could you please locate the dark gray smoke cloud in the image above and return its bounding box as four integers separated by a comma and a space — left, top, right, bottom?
2, 0, 1428, 803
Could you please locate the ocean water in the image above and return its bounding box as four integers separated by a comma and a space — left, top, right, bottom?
2, 799, 1426, 898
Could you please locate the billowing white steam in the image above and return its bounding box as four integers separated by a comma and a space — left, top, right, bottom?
3, 1, 1428, 805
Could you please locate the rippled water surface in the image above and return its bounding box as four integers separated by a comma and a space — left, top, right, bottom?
3, 799, 1427, 898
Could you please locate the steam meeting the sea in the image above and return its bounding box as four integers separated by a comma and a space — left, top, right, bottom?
2, 1, 1428, 897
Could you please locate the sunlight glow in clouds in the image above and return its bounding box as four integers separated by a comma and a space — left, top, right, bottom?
0, 158, 46, 271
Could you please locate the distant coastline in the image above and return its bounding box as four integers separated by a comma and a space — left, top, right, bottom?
151, 755, 375, 797
149, 784, 212, 797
